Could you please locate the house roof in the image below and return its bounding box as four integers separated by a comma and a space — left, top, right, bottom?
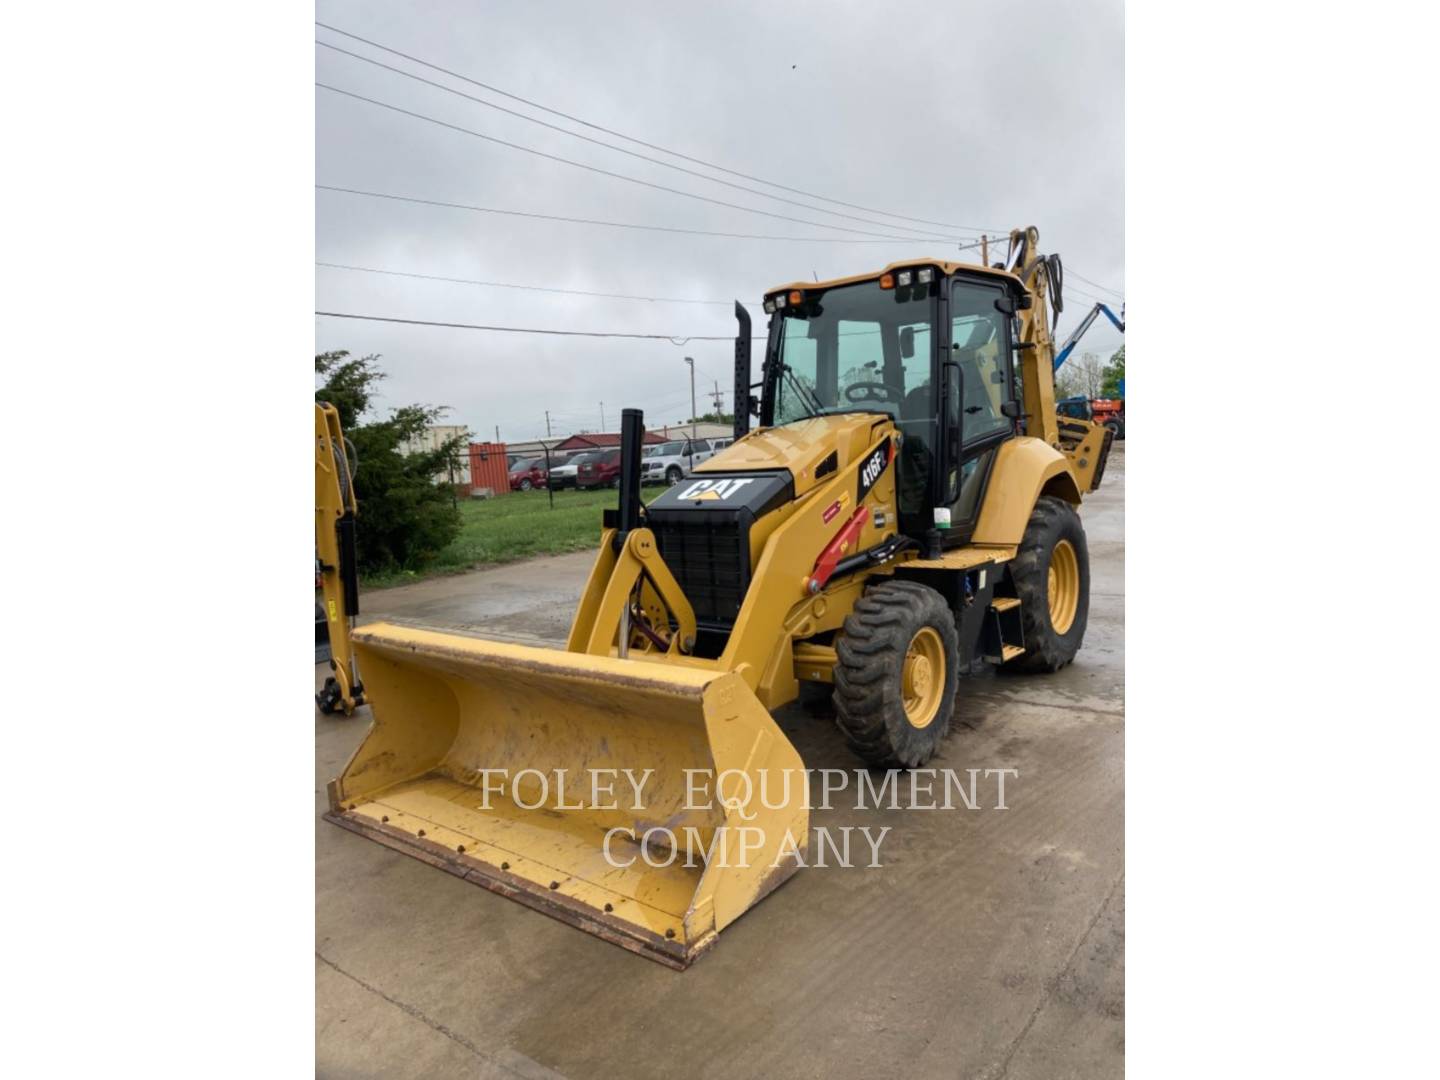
554, 431, 666, 451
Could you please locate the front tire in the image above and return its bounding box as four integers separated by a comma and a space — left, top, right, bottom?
833, 581, 959, 768
1008, 496, 1090, 672
519, 478, 533, 491
665, 466, 683, 485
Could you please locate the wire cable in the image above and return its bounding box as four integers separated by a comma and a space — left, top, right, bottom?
315, 311, 739, 343
318, 84, 954, 242
317, 261, 745, 305
1064, 268, 1124, 300
317, 184, 992, 248
317, 40, 960, 244
315, 21, 1006, 235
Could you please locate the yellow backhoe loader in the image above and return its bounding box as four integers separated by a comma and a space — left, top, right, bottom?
319, 227, 1114, 968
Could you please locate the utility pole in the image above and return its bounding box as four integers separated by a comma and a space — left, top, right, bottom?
494, 425, 500, 443
710, 379, 725, 415
684, 356, 697, 434
545, 410, 552, 438
600, 402, 606, 431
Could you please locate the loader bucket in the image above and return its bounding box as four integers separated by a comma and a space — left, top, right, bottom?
325, 623, 809, 968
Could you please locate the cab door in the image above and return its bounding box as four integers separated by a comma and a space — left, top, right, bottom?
939, 277, 1017, 544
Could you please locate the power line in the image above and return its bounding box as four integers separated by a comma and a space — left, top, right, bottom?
316, 40, 957, 244
317, 83, 951, 242
317, 184, 990, 247
316, 261, 744, 306
315, 310, 737, 342
1065, 268, 1125, 300
315, 21, 1005, 235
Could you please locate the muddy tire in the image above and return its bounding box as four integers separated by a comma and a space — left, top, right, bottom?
833, 580, 959, 768
1008, 496, 1090, 672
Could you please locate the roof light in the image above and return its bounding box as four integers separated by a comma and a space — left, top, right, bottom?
897, 270, 913, 287
879, 273, 894, 289
774, 293, 787, 309
917, 267, 935, 284
763, 298, 777, 313
788, 290, 803, 305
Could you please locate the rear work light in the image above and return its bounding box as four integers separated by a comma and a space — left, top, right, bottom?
917, 267, 935, 284
896, 270, 913, 287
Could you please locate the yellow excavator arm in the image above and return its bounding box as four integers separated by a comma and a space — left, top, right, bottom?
315, 402, 364, 715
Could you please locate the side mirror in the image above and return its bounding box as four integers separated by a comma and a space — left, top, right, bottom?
899, 326, 915, 359
1001, 401, 1021, 419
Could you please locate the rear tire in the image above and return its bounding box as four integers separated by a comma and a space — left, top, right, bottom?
1008, 496, 1090, 672
833, 580, 959, 768
519, 478, 532, 491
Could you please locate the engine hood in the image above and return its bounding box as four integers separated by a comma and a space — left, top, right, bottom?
696, 413, 892, 498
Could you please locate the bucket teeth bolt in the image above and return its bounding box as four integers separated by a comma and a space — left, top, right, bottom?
549, 881, 560, 890
500, 861, 510, 870
604, 903, 613, 913
381, 816, 389, 823
457, 845, 466, 854
665, 928, 676, 939
417, 829, 426, 837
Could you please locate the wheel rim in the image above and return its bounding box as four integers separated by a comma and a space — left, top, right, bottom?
1048, 539, 1080, 634
902, 627, 945, 729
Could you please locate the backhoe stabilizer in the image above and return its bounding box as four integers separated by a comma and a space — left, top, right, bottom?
325, 623, 809, 969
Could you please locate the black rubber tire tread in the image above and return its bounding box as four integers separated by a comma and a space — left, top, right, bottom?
833, 580, 960, 768
1009, 495, 1090, 673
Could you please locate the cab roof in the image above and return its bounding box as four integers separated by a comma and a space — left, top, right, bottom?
765, 258, 1025, 299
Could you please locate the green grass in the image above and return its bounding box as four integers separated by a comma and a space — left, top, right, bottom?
362, 485, 665, 588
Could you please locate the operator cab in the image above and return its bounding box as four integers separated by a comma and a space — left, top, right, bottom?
759, 262, 1026, 544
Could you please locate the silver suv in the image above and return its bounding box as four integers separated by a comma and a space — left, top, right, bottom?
641, 437, 728, 485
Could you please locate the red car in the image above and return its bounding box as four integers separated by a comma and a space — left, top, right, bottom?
576, 448, 623, 489
508, 458, 549, 491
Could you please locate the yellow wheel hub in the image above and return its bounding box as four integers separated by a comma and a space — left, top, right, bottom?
1048, 538, 1080, 635
902, 627, 945, 728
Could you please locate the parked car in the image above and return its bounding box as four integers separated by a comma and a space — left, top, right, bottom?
641, 437, 724, 485
576, 448, 623, 489
508, 458, 548, 491
548, 450, 604, 490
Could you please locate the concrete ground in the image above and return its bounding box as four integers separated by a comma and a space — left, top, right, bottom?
317, 447, 1124, 1079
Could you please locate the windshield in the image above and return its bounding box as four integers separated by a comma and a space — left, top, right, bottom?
770, 279, 935, 427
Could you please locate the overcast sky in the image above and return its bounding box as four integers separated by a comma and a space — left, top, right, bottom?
315, 0, 1124, 443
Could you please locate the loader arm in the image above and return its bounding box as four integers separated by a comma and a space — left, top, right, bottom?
315, 402, 363, 715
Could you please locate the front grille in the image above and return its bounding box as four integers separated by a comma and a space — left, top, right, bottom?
650, 514, 750, 628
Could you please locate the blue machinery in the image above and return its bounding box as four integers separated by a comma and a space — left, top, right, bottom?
1053, 302, 1125, 371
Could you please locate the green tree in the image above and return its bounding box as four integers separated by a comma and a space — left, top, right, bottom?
316, 351, 464, 574
1101, 345, 1125, 399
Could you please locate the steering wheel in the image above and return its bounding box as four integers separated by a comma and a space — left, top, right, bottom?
844, 381, 902, 405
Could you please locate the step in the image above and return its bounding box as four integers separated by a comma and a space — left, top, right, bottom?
1001, 644, 1026, 662
990, 596, 1022, 613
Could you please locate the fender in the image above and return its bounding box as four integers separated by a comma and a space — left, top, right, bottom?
970, 437, 1083, 546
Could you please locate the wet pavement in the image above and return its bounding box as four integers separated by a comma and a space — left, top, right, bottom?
316, 446, 1124, 1079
